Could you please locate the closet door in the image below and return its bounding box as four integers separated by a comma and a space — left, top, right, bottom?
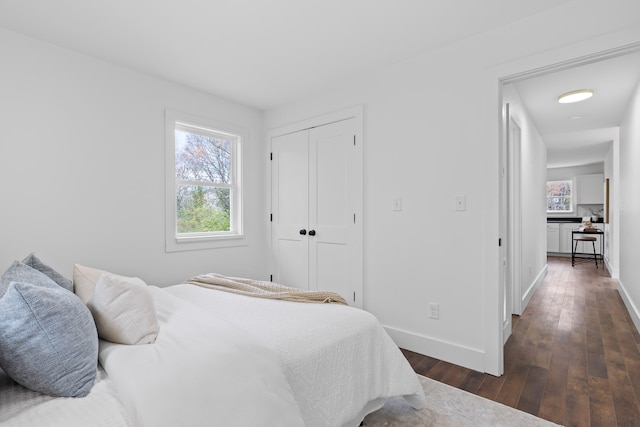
308, 119, 360, 302
271, 117, 363, 307
271, 129, 310, 289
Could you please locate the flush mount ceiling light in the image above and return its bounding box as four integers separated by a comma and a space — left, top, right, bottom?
557, 89, 594, 104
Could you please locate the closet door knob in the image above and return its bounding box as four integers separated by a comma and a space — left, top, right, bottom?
308, 230, 316, 236
299, 229, 307, 235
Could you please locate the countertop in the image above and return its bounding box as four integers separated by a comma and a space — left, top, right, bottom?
547, 217, 604, 223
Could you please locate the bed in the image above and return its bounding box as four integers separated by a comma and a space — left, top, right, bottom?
0, 366, 130, 427
0, 256, 425, 427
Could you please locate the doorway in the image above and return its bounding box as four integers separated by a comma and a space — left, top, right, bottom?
498, 42, 640, 368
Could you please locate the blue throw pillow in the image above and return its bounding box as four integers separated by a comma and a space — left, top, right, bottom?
22, 253, 73, 292
0, 282, 98, 397
0, 260, 60, 297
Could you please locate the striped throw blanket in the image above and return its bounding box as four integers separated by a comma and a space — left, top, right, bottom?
182, 273, 347, 305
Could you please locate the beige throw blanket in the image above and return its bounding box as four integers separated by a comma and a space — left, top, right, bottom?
182, 273, 347, 305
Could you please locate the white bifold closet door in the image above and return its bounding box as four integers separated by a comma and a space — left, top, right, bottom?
271, 118, 363, 308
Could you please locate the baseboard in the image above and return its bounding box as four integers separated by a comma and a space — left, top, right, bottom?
521, 264, 548, 313
384, 326, 485, 373
604, 256, 618, 278
618, 279, 640, 336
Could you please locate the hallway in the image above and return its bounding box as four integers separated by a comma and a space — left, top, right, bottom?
403, 256, 640, 426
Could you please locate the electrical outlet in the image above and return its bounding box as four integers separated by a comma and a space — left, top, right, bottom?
429, 303, 439, 319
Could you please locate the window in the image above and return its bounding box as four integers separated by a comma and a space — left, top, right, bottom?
546, 180, 572, 213
165, 110, 246, 251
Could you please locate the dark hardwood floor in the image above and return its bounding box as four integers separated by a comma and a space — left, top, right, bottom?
402, 256, 640, 426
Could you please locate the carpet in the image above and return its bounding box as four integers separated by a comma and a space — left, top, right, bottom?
362, 375, 562, 426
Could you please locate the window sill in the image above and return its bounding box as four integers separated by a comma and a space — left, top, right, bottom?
166, 234, 248, 252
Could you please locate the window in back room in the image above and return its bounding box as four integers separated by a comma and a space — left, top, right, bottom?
546, 180, 572, 213
165, 110, 246, 252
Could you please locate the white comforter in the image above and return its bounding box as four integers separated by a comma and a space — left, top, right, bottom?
165, 284, 426, 427
2, 283, 424, 427
99, 286, 306, 427
0, 367, 130, 427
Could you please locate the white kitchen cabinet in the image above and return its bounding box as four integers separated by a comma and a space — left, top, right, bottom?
576, 174, 604, 204
547, 223, 559, 252
559, 223, 575, 253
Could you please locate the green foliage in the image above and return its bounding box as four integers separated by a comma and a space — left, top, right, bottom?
177, 186, 230, 233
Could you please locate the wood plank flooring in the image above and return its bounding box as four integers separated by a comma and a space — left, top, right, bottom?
402, 256, 640, 426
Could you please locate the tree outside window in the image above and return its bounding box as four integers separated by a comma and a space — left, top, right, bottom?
175, 128, 234, 233
165, 110, 245, 252
546, 180, 572, 213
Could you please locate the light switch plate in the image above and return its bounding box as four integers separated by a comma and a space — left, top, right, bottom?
392, 197, 402, 212
455, 195, 466, 211
429, 303, 439, 319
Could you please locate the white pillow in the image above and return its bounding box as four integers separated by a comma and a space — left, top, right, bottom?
73, 264, 109, 304
87, 273, 159, 345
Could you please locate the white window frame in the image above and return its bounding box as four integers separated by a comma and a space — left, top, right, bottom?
165, 109, 247, 252
546, 179, 573, 214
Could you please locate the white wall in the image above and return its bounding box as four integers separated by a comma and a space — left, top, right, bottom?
268, 44, 499, 372
264, 0, 640, 374
0, 28, 268, 286
618, 75, 640, 331
503, 84, 548, 313
547, 163, 604, 180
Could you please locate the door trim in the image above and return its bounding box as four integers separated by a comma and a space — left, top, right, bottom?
267, 106, 364, 139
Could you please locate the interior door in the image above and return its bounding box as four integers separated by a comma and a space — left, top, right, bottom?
501, 103, 512, 345
271, 116, 363, 307
508, 118, 522, 315
271, 129, 310, 289
308, 119, 359, 302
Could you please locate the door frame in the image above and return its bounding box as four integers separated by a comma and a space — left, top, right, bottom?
267, 106, 363, 140
496, 41, 640, 372
267, 105, 364, 303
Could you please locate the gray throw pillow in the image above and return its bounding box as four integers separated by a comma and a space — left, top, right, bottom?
22, 253, 73, 292
0, 282, 98, 397
0, 261, 60, 297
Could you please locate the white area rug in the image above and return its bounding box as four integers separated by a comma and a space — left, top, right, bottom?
363, 375, 562, 427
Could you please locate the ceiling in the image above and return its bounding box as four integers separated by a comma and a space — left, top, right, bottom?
511, 51, 640, 169
0, 0, 569, 110
1, 1, 633, 169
